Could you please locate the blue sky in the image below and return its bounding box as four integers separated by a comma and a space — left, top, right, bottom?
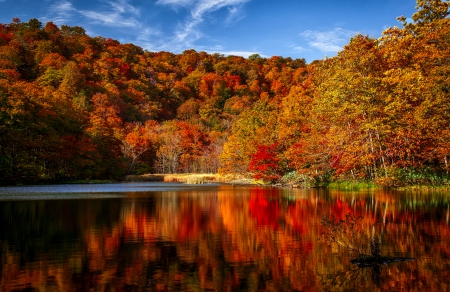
0, 0, 417, 62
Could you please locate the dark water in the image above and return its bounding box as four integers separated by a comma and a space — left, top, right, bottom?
0, 183, 449, 291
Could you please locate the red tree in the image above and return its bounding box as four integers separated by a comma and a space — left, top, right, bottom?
249, 143, 282, 183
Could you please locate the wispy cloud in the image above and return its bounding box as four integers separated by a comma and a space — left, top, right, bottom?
156, 0, 250, 50
224, 4, 246, 26
80, 10, 139, 27
79, 0, 140, 27
109, 0, 140, 15
43, 0, 140, 28
190, 0, 249, 20
291, 46, 307, 53
300, 28, 356, 52
44, 1, 77, 24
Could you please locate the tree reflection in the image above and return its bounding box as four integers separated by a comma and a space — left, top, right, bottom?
320, 264, 383, 292
249, 188, 279, 229
0, 187, 449, 291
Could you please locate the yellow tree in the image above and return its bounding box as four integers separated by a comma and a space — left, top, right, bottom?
219, 99, 277, 175
312, 35, 388, 180
380, 17, 450, 173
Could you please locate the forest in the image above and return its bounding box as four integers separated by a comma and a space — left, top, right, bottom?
1, 0, 450, 186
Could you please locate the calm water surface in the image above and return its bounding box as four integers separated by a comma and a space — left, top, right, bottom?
0, 182, 449, 291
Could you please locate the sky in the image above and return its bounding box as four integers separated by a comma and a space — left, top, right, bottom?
0, 0, 418, 62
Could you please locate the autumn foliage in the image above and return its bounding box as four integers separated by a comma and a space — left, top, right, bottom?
1, 0, 450, 186
249, 143, 282, 182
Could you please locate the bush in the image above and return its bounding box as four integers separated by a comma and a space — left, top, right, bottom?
328, 180, 375, 190
280, 171, 314, 186
374, 166, 450, 187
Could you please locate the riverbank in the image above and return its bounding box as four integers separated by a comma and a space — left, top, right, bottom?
126, 173, 450, 191
125, 173, 322, 188
4, 173, 449, 191
125, 173, 220, 184
125, 173, 265, 186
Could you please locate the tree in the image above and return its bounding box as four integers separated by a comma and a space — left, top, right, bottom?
219, 99, 277, 175
398, 0, 449, 28
121, 122, 151, 175
86, 93, 125, 178
249, 143, 282, 183
311, 35, 388, 180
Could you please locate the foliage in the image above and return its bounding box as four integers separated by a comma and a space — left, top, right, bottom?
279, 171, 314, 187
374, 166, 450, 187
249, 143, 282, 183
2, 1, 450, 186
328, 180, 375, 190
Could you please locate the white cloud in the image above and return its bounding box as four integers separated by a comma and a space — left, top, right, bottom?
79, 0, 140, 28
224, 4, 246, 26
108, 0, 140, 15
44, 1, 77, 24
80, 10, 139, 27
43, 0, 140, 28
228, 6, 237, 14
300, 28, 356, 53
190, 0, 249, 20
291, 46, 307, 53
156, 0, 250, 49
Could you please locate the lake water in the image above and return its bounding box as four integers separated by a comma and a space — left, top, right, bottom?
0, 182, 448, 291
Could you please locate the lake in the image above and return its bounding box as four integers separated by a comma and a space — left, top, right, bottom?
0, 182, 448, 291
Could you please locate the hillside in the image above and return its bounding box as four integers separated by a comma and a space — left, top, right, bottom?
1, 1, 450, 186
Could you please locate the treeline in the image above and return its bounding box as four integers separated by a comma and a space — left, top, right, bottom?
1, 1, 449, 186
0, 17, 306, 184
221, 0, 450, 186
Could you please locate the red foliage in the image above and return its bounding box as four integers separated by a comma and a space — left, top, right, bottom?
119, 63, 130, 77
249, 188, 279, 229
249, 143, 282, 183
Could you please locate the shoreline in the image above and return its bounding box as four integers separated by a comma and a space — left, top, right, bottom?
125, 174, 302, 188
2, 173, 449, 191
126, 174, 450, 191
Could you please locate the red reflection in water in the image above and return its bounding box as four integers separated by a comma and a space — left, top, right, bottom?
1, 188, 449, 291
287, 202, 309, 235
329, 197, 376, 226
249, 188, 279, 229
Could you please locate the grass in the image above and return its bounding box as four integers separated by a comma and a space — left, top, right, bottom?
126, 169, 450, 189
163, 173, 220, 184
126, 173, 450, 190
125, 173, 223, 184
125, 173, 270, 185
328, 180, 376, 190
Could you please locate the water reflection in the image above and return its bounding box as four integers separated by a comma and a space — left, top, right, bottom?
320, 264, 384, 291
0, 184, 449, 291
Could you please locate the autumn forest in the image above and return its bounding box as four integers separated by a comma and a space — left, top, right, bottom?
1, 1, 450, 186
